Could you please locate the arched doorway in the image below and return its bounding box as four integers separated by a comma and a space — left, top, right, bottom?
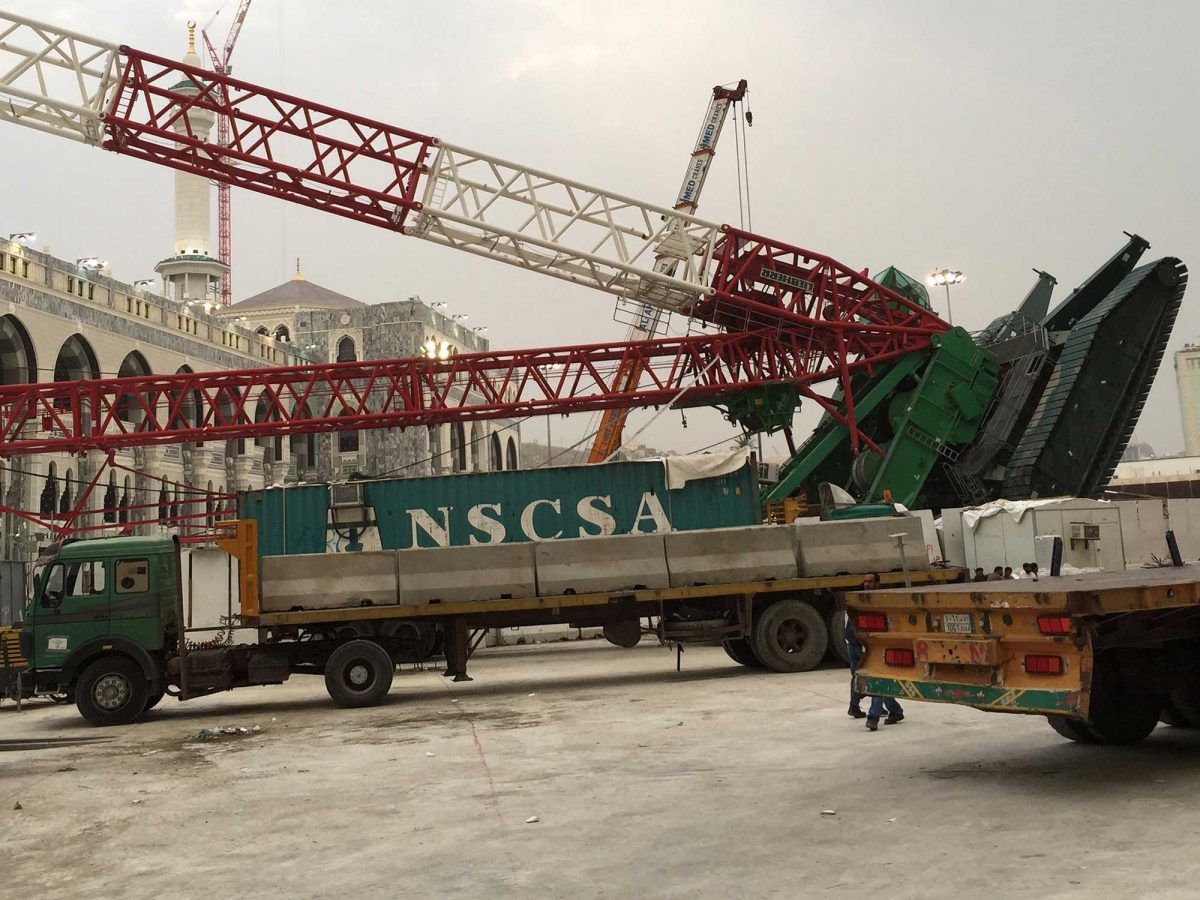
489, 432, 503, 471
116, 350, 152, 427
450, 422, 466, 473
506, 436, 518, 471
255, 392, 283, 465
0, 314, 36, 385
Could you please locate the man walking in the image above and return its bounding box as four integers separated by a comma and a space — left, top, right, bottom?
843, 572, 874, 719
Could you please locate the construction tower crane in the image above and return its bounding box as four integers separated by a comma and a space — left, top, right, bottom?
0, 10, 949, 460
0, 9, 1181, 529
588, 79, 748, 464
201, 0, 254, 307
1, 8, 1097, 529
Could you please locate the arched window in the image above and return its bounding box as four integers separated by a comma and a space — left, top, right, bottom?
40, 462, 58, 517
59, 467, 73, 517
428, 425, 442, 470
206, 480, 216, 529
255, 325, 270, 337
506, 436, 518, 471
0, 314, 36, 385
274, 324, 291, 343
338, 411, 359, 454
290, 402, 317, 474
119, 475, 130, 524
116, 351, 152, 426
103, 471, 117, 523
173, 365, 204, 448
489, 432, 503, 471
158, 484, 169, 523
450, 422, 466, 473
336, 336, 357, 363
254, 393, 283, 463
216, 387, 243, 457
469, 423, 483, 472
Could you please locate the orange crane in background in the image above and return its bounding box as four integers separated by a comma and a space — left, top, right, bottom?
587, 79, 748, 462
202, 0, 253, 307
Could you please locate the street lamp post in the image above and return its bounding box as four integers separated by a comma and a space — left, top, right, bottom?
927, 268, 965, 325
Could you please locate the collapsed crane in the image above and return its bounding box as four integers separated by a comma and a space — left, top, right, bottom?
0, 10, 1185, 528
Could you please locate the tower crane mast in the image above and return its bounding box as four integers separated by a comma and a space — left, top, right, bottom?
201, 0, 253, 307
589, 79, 748, 463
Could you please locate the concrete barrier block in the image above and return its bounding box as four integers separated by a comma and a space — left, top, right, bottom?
397, 543, 537, 606
796, 517, 926, 577
665, 525, 798, 587
535, 533, 669, 595
261, 551, 398, 612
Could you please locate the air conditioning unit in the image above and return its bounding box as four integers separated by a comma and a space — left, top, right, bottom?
330, 480, 371, 528
1069, 522, 1101, 547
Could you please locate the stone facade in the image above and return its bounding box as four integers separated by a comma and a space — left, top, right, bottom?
0, 239, 520, 560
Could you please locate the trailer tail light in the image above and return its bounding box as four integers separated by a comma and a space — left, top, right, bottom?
856, 613, 888, 632
1024, 654, 1063, 675
1037, 615, 1073, 635
884, 647, 914, 667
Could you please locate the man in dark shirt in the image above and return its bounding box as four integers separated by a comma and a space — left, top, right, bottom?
843, 572, 876, 719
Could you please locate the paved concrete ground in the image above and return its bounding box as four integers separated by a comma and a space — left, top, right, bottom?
3, 641, 1198, 899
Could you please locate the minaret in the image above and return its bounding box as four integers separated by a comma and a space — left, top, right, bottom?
155, 21, 228, 307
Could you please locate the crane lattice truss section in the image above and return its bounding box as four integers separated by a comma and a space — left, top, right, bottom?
0, 11, 947, 461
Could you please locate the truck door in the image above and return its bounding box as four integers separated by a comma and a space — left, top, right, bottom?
108, 556, 165, 651
32, 558, 109, 669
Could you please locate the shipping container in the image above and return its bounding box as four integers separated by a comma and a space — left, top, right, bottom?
242, 456, 760, 558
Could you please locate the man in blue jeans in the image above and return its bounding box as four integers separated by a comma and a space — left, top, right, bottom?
846, 572, 905, 731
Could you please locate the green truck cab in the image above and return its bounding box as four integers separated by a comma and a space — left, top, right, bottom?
21, 536, 180, 725
19, 529, 408, 726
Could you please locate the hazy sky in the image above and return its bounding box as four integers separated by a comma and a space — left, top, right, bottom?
4, 1, 1199, 459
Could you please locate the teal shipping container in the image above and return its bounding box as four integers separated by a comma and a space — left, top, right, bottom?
241, 457, 759, 556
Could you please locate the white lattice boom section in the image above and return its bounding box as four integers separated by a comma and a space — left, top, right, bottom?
412, 142, 720, 309
0, 12, 118, 143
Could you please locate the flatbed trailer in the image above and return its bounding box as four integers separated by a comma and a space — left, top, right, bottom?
847, 566, 1200, 745
18, 519, 960, 726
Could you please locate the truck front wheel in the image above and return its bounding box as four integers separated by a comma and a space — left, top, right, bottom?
75, 656, 149, 727
751, 599, 828, 673
325, 640, 394, 708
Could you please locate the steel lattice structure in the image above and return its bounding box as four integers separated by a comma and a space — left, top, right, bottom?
0, 10, 948, 463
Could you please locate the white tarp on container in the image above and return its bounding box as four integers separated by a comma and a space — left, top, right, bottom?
663, 448, 751, 490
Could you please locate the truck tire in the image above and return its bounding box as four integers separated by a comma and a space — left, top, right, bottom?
722, 637, 763, 668
826, 608, 851, 666
751, 599, 828, 673
75, 656, 149, 727
324, 640, 394, 708
1086, 652, 1161, 745
1046, 715, 1099, 744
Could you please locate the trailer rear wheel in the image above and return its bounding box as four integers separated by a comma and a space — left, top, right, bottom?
325, 640, 394, 708
1046, 715, 1099, 744
1086, 652, 1161, 745
751, 599, 828, 673
826, 609, 851, 666
75, 656, 148, 727
722, 637, 763, 668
